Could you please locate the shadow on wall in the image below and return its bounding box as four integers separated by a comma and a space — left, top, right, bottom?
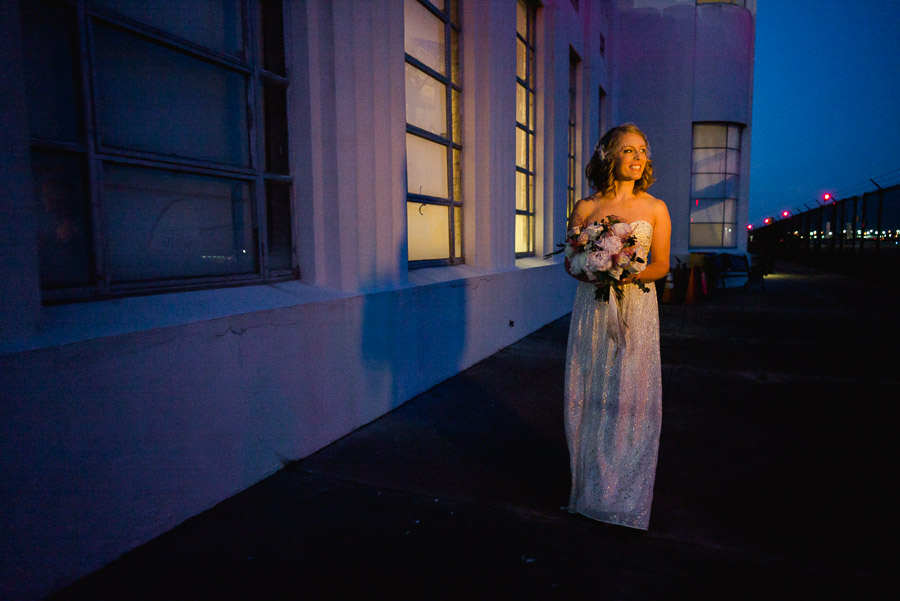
360, 275, 467, 415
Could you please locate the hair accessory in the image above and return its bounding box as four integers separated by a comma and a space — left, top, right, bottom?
594, 141, 608, 162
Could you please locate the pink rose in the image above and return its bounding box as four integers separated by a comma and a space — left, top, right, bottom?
584, 250, 612, 275
610, 222, 633, 237
598, 232, 623, 253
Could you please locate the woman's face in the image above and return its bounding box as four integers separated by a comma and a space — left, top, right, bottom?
612, 132, 649, 182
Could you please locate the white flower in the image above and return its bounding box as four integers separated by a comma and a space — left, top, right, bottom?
609, 265, 624, 279
568, 251, 588, 275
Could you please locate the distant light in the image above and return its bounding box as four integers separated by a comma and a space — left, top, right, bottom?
823, 193, 832, 201
781, 210, 790, 217
764, 217, 772, 224
747, 224, 753, 230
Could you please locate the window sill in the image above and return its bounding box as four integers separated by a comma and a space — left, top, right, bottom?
2, 280, 352, 355
4, 259, 565, 355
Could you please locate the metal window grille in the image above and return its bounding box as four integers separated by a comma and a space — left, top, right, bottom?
404, 0, 462, 266
515, 0, 536, 257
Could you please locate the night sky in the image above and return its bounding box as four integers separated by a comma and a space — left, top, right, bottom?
748, 0, 900, 224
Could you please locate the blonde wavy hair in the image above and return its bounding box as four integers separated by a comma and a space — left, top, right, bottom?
585, 123, 656, 195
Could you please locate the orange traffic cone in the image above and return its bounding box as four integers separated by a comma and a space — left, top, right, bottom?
684, 266, 698, 304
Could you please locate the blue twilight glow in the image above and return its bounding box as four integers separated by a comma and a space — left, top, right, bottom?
749, 0, 900, 223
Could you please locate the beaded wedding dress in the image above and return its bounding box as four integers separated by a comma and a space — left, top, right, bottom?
564, 220, 662, 530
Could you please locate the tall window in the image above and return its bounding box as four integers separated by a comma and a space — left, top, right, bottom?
567, 49, 580, 217
21, 0, 292, 301
515, 0, 536, 256
690, 123, 742, 248
404, 0, 462, 266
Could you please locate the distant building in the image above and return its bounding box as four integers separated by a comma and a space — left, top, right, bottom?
0, 1, 754, 598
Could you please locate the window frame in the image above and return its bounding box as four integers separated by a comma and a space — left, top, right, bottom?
515, 0, 537, 258
689, 121, 742, 249
24, 0, 293, 302
404, 0, 463, 268
566, 48, 580, 217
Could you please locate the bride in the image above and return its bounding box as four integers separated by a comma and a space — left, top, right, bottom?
564, 123, 671, 530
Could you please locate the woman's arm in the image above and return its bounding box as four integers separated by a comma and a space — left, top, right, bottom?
623, 200, 671, 284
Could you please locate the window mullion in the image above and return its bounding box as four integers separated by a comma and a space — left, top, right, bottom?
79, 1, 110, 294
245, 0, 268, 276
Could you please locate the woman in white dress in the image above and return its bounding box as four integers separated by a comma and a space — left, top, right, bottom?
564, 123, 671, 530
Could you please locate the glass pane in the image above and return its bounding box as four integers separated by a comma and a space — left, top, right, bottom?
527, 48, 535, 86
264, 82, 289, 174
726, 148, 740, 174
407, 202, 450, 261
95, 0, 243, 56
31, 150, 94, 288
452, 148, 462, 202
516, 38, 526, 81
405, 0, 445, 75
727, 124, 741, 149
722, 224, 736, 247
515, 213, 532, 253
692, 148, 726, 174
690, 198, 725, 222
517, 0, 527, 37
516, 83, 527, 124
454, 205, 462, 259
451, 28, 461, 85
260, 0, 286, 75
528, 132, 535, 171
691, 173, 725, 198
723, 198, 737, 223
516, 171, 527, 211
103, 164, 257, 281
724, 174, 739, 198
516, 127, 527, 169
405, 63, 447, 137
266, 180, 292, 271
20, 0, 83, 142
451, 88, 461, 144
693, 123, 726, 148
94, 26, 250, 166
690, 223, 723, 248
406, 134, 449, 198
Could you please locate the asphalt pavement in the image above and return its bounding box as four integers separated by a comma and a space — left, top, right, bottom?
48, 261, 897, 600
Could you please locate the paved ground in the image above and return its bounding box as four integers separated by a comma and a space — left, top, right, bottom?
48, 262, 897, 600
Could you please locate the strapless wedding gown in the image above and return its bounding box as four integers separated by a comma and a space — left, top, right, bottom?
564, 220, 662, 530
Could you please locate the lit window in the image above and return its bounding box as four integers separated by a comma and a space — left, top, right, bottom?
567, 49, 581, 217
405, 0, 462, 265
516, 0, 537, 257
22, 0, 292, 300
689, 123, 741, 248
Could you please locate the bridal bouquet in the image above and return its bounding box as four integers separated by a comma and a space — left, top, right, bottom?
549, 215, 650, 302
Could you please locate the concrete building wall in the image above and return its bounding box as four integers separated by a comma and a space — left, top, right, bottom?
610, 0, 755, 257
0, 1, 754, 598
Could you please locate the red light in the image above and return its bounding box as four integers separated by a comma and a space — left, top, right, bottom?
823, 193, 831, 201
747, 224, 753, 230
782, 210, 790, 217
763, 217, 772, 224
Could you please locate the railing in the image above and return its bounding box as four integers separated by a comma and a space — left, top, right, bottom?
748, 183, 900, 275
